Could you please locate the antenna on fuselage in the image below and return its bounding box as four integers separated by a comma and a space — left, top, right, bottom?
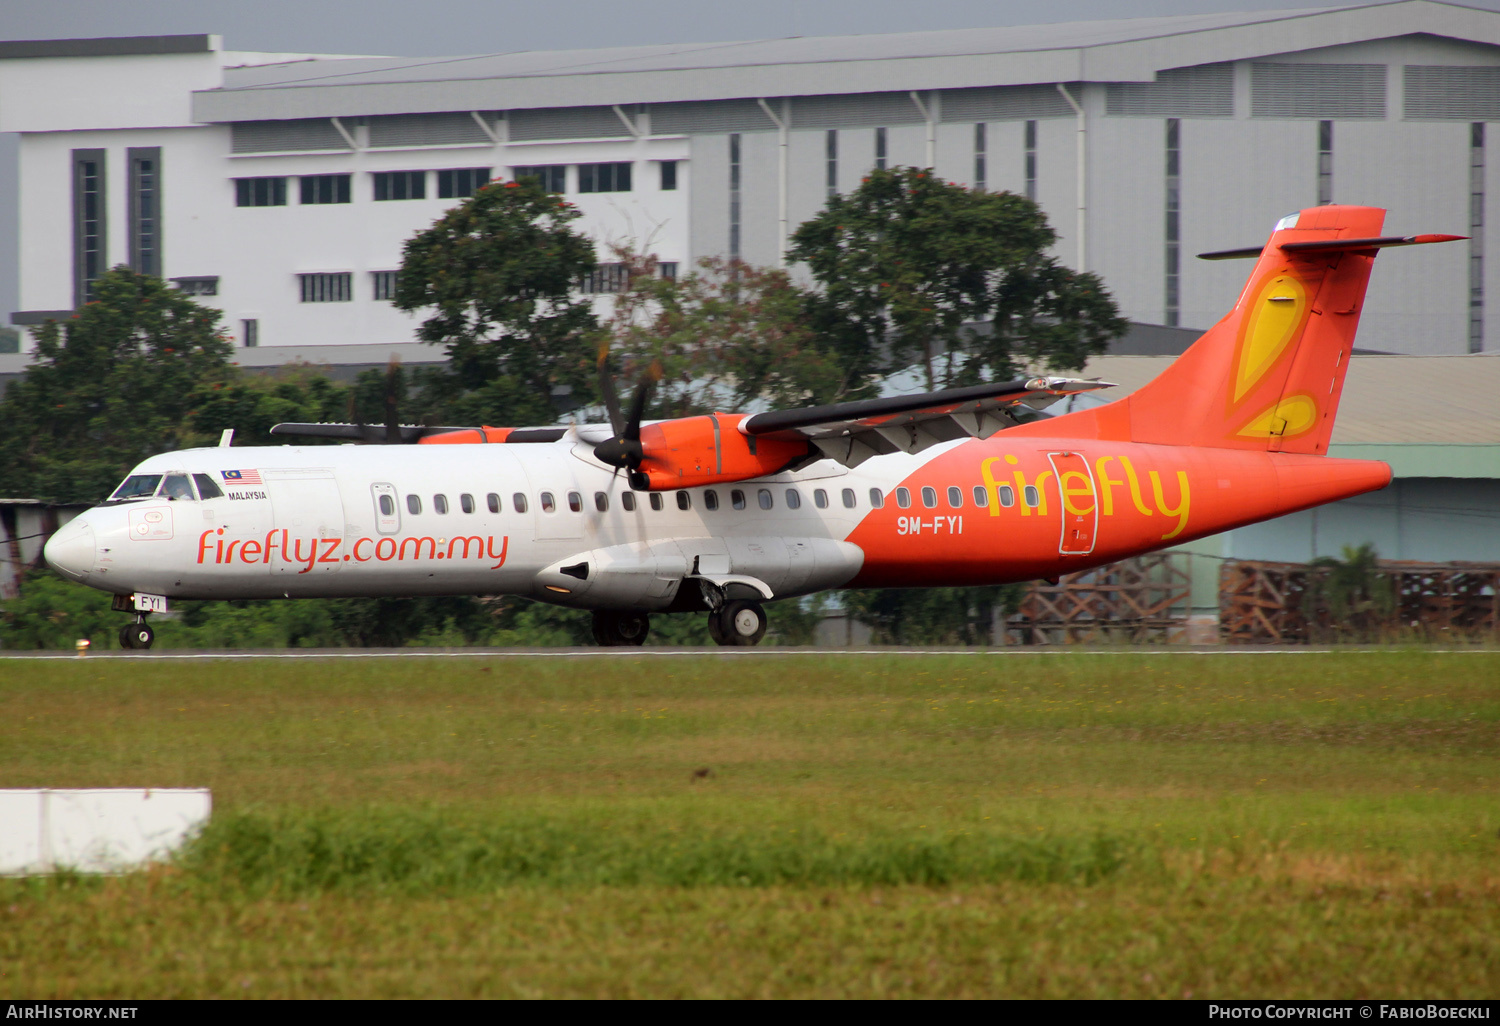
218, 429, 234, 448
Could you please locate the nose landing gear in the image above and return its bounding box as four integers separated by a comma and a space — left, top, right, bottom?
118, 616, 155, 650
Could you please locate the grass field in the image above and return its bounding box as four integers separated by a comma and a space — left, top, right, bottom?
1, 650, 1497, 998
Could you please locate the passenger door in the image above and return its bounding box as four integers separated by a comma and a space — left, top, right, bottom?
1047, 451, 1098, 556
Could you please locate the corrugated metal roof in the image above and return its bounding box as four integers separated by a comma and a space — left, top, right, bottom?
217, 7, 1334, 91
1079, 352, 1500, 444
191, 1, 1500, 121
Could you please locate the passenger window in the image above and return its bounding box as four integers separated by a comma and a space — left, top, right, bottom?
1024, 485, 1040, 508
193, 474, 225, 500
540, 491, 556, 513
677, 490, 691, 511
921, 486, 937, 509
869, 488, 884, 509
487, 493, 501, 514
568, 491, 582, 513
842, 488, 856, 509
513, 492, 528, 513
813, 489, 828, 509
407, 494, 422, 515
158, 474, 196, 501
999, 485, 1016, 507
595, 492, 609, 512
379, 494, 396, 516
785, 489, 801, 510
948, 486, 963, 508
434, 494, 449, 514
650, 493, 664, 511
758, 489, 773, 510
622, 492, 637, 512
731, 490, 746, 510
972, 485, 989, 508
461, 493, 475, 514
896, 488, 911, 509
704, 490, 719, 511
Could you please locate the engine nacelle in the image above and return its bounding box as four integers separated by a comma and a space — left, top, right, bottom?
632, 414, 808, 490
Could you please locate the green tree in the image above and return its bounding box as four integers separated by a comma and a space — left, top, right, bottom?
788, 167, 1127, 391
0, 268, 233, 503
843, 585, 1025, 647
602, 250, 847, 415
394, 177, 600, 426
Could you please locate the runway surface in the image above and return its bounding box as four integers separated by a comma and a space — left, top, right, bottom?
1, 646, 1494, 659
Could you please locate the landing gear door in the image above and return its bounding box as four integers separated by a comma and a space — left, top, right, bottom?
267, 470, 345, 576
371, 483, 400, 535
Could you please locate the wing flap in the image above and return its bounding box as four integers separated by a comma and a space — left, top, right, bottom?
742, 376, 1114, 467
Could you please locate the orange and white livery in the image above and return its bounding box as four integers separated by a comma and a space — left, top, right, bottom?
45, 205, 1462, 648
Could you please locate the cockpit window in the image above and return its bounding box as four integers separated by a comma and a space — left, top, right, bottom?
193, 474, 224, 500
157, 474, 197, 501
109, 475, 163, 501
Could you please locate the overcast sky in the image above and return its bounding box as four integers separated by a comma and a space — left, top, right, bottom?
4, 0, 1500, 325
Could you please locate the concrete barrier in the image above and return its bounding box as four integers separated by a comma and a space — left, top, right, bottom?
0, 788, 211, 875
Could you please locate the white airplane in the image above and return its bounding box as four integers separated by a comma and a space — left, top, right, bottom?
43, 206, 1455, 650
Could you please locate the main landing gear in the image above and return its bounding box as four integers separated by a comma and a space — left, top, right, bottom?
707, 600, 767, 647
118, 616, 154, 650
592, 610, 651, 647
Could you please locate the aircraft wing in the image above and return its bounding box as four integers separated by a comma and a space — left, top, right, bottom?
741, 376, 1114, 468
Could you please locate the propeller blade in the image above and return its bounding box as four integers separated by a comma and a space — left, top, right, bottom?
597, 342, 625, 437
623, 361, 662, 443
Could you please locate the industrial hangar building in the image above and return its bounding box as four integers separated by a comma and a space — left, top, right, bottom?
0, 1, 1497, 591
5, 1, 1500, 359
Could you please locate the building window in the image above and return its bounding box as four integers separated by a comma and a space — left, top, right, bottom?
1472, 122, 1486, 354
128, 147, 160, 277
235, 177, 286, 207
73, 149, 106, 306
826, 129, 838, 197
1024, 120, 1038, 202
299, 273, 352, 303
510, 165, 563, 193
242, 318, 258, 348
578, 162, 631, 193
371, 270, 399, 301
729, 134, 741, 261
579, 263, 629, 294
438, 167, 492, 199
1317, 120, 1333, 205
875, 127, 887, 171
659, 262, 678, 280
171, 276, 219, 297
373, 170, 425, 201
1165, 118, 1181, 328
660, 160, 678, 190
973, 123, 986, 191
300, 174, 351, 205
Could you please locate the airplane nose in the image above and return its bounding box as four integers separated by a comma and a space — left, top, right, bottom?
44, 518, 96, 581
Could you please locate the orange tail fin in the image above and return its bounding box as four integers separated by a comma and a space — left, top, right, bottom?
1123, 205, 1462, 453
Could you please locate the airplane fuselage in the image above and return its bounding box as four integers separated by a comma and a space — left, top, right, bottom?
45, 426, 1392, 611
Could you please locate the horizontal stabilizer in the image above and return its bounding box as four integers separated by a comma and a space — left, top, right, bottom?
1198, 234, 1466, 261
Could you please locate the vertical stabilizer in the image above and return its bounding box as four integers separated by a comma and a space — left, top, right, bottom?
1124, 206, 1459, 453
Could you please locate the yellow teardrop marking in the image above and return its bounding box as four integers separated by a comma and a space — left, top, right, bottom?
1237, 394, 1319, 438
1234, 275, 1306, 402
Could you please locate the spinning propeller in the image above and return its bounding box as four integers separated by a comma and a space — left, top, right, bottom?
592, 343, 661, 487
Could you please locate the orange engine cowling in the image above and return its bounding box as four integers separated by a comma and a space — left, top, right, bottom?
634, 413, 807, 489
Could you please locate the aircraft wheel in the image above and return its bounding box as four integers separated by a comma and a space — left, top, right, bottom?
592, 610, 650, 647
714, 601, 767, 647
129, 623, 155, 650
706, 610, 727, 646
118, 624, 136, 650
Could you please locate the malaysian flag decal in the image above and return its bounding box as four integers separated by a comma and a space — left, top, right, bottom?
221, 469, 263, 485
